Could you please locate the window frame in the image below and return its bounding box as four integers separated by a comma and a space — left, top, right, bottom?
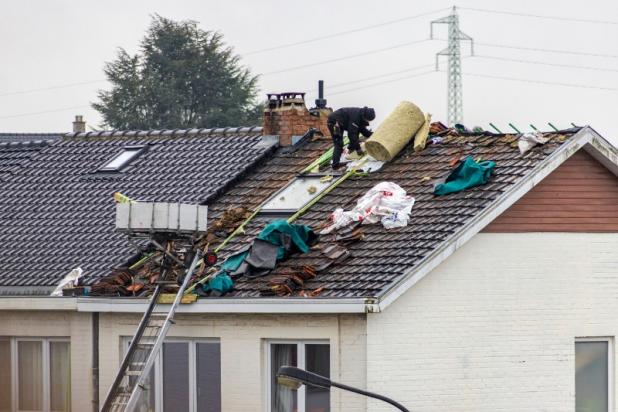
98, 146, 145, 172
265, 339, 330, 412
0, 336, 71, 412
259, 176, 334, 214
122, 337, 220, 412
575, 336, 614, 412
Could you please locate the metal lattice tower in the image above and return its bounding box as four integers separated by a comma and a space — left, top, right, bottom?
430, 6, 473, 126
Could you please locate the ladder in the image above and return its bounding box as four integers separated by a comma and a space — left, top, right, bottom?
101, 246, 203, 412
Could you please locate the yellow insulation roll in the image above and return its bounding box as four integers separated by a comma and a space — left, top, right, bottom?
364, 101, 425, 161
413, 113, 432, 152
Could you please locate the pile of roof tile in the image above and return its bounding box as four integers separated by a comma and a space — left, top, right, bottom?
91, 241, 193, 297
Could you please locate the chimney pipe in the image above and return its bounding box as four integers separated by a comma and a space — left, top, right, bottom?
73, 115, 86, 133
315, 80, 327, 109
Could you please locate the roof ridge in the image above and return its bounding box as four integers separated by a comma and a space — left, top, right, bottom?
0, 132, 62, 136
0, 139, 55, 148
65, 126, 263, 139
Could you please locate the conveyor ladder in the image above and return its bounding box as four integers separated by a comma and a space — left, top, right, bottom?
101, 249, 202, 412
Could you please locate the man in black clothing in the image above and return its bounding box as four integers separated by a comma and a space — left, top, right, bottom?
327, 106, 376, 170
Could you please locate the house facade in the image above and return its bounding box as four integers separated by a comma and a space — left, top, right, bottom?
0, 96, 616, 412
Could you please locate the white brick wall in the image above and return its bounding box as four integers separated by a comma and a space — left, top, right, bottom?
367, 233, 618, 412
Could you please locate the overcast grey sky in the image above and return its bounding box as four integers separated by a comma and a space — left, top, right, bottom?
0, 0, 616, 145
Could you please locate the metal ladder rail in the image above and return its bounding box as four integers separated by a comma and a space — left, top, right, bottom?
100, 273, 168, 411
123, 250, 203, 412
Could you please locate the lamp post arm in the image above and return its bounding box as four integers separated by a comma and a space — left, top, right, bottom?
330, 380, 410, 412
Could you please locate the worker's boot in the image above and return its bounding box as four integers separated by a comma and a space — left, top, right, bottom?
347, 149, 365, 160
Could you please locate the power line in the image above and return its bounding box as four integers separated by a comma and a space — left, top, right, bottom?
261, 38, 432, 76
475, 41, 618, 59
328, 70, 436, 96
0, 105, 91, 120
475, 55, 618, 73
244, 7, 449, 56
0, 80, 106, 98
460, 71, 618, 92
327, 63, 435, 89
460, 7, 618, 26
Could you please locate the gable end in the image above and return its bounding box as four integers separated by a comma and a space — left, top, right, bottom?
483, 149, 618, 232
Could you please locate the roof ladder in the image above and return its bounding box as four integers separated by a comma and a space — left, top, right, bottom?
101, 247, 202, 412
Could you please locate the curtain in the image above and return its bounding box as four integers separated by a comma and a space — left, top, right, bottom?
576, 341, 608, 412
271, 344, 297, 412
0, 340, 10, 412
196, 342, 221, 412
305, 344, 330, 412
50, 341, 71, 412
18, 340, 43, 411
127, 339, 155, 412
163, 342, 189, 412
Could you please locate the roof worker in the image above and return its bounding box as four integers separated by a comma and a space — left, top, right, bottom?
327, 106, 376, 170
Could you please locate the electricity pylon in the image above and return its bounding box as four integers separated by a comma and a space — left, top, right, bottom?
430, 6, 474, 126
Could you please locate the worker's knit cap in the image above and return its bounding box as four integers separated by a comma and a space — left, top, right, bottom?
363, 107, 376, 121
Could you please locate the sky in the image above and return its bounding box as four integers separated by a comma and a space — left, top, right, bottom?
0, 0, 616, 145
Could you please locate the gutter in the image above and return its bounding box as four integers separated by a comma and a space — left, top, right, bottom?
0, 296, 373, 313
375, 126, 601, 312
75, 297, 371, 314
0, 296, 77, 311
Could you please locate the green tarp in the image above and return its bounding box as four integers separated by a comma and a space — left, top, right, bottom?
256, 219, 315, 258
434, 156, 496, 196
200, 220, 315, 295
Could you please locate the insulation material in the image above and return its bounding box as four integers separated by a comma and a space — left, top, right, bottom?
413, 113, 432, 152
320, 182, 415, 234
364, 101, 425, 161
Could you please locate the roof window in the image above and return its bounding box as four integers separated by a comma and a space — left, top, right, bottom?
261, 176, 333, 213
98, 146, 144, 172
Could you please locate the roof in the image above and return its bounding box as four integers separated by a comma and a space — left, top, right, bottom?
203, 126, 617, 305
0, 126, 274, 294
0, 133, 62, 143
1, 120, 616, 311
0, 139, 52, 182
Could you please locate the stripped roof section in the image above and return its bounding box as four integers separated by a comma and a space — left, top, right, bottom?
214, 130, 580, 298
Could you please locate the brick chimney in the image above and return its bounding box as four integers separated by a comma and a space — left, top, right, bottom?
72, 115, 86, 133
262, 92, 331, 146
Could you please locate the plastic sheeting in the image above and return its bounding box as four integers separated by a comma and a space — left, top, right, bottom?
518, 131, 550, 155
434, 157, 496, 196
320, 182, 415, 234
50, 267, 83, 296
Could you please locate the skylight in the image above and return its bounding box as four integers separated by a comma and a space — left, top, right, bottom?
99, 146, 144, 172
261, 176, 333, 212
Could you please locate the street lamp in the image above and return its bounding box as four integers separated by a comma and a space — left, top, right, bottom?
277, 366, 409, 412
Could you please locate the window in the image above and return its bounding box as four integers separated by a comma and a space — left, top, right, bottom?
0, 337, 71, 412
124, 338, 221, 412
261, 177, 333, 213
576, 338, 613, 412
267, 341, 330, 412
99, 146, 144, 172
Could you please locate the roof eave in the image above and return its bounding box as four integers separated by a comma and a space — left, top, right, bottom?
76, 297, 371, 314
376, 126, 612, 312
0, 296, 372, 314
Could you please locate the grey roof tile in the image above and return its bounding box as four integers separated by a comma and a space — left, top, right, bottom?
0, 127, 273, 288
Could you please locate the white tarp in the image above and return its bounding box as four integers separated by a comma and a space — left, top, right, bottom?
50, 267, 83, 296
518, 131, 550, 155
320, 182, 415, 234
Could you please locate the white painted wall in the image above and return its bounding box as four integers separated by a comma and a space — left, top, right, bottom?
0, 310, 366, 412
0, 310, 92, 411
98, 312, 367, 412
367, 233, 618, 412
